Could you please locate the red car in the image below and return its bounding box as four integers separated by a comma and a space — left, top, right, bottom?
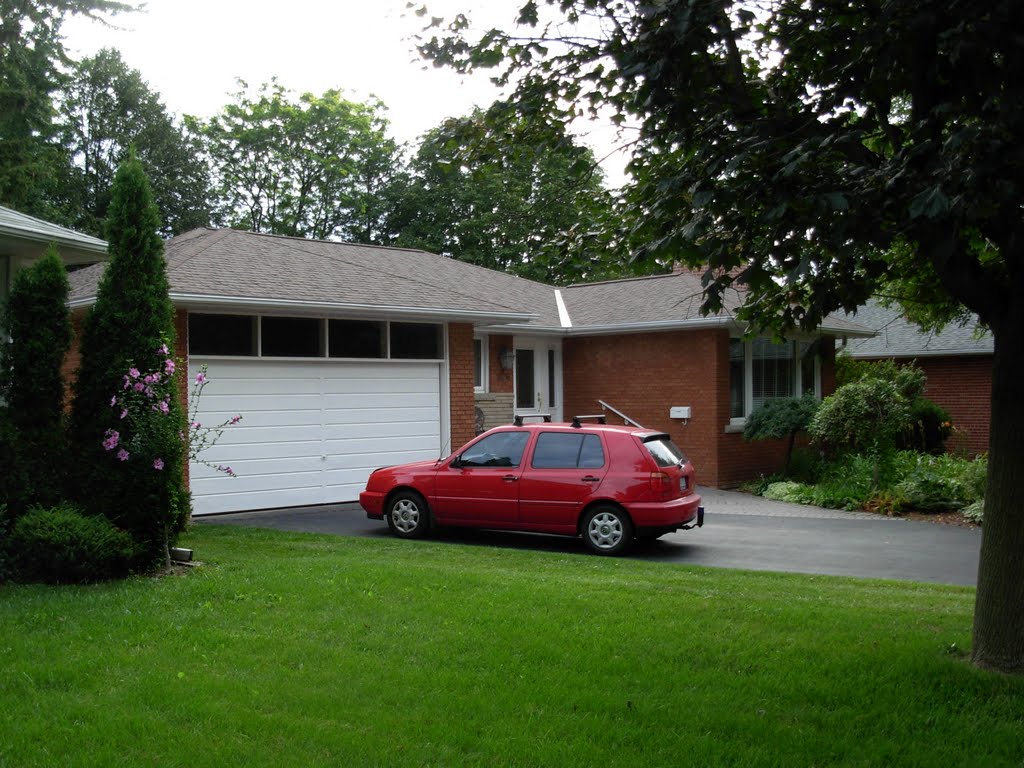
359, 417, 704, 555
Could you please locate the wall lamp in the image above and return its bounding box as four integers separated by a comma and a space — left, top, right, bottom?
499, 346, 515, 371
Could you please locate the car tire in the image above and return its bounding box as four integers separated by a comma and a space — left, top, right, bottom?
385, 490, 431, 539
582, 505, 634, 556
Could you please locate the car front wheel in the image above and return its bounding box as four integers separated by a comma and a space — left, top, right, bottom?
582, 505, 634, 555
385, 490, 431, 539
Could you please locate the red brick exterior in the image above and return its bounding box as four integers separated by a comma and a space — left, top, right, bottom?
448, 323, 477, 450
488, 333, 514, 394
562, 329, 838, 488
858, 354, 992, 457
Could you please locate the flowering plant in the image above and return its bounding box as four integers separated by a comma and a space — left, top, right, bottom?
186, 364, 242, 476
103, 344, 241, 477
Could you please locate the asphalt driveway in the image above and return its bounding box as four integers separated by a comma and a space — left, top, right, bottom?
197, 487, 982, 587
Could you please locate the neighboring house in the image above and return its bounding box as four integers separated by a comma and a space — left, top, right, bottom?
841, 300, 992, 456
0, 205, 108, 307
62, 228, 871, 514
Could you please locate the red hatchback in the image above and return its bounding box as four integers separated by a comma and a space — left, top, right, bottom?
359, 417, 704, 555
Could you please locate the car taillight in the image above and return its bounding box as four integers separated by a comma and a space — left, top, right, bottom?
649, 471, 675, 497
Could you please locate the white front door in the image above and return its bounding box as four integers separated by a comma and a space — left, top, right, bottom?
513, 338, 562, 422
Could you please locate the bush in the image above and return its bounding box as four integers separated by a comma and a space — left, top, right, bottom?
810, 378, 909, 458
962, 499, 984, 525
743, 394, 819, 473
763, 481, 816, 504
810, 454, 882, 510
9, 504, 136, 584
894, 452, 988, 512
901, 397, 953, 454
0, 245, 72, 514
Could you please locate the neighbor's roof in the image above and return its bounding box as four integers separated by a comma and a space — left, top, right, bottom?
66, 227, 873, 337
842, 300, 993, 358
0, 205, 107, 254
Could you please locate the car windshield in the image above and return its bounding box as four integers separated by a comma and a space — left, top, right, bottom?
643, 435, 687, 467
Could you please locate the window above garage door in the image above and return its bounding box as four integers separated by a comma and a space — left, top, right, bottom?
188, 313, 443, 360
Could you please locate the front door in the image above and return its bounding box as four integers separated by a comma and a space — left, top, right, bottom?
513, 338, 562, 422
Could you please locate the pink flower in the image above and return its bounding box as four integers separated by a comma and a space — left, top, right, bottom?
129, 367, 140, 379
110, 396, 117, 407
120, 408, 128, 420
229, 415, 242, 425
153, 458, 164, 471
134, 382, 145, 393
117, 448, 130, 462
102, 429, 119, 451
195, 372, 207, 384
159, 399, 170, 414
191, 421, 201, 429
165, 359, 176, 375
158, 344, 169, 355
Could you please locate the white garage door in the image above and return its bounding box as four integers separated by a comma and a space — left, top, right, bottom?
189, 358, 442, 515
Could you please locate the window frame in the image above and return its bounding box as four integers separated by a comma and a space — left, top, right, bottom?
728, 336, 822, 427
473, 335, 488, 393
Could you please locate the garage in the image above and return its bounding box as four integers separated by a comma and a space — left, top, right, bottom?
189, 358, 443, 515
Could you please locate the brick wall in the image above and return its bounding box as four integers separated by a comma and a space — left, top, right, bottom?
448, 323, 477, 450
917, 356, 991, 456
488, 333, 514, 394
564, 329, 839, 488
475, 392, 514, 432
563, 328, 728, 486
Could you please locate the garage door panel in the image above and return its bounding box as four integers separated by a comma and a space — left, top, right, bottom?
190, 358, 442, 514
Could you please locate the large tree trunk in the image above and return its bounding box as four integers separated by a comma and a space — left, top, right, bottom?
971, 309, 1024, 673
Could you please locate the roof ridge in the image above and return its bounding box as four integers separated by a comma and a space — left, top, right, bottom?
565, 270, 680, 289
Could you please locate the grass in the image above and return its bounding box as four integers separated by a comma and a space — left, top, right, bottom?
2, 526, 1022, 767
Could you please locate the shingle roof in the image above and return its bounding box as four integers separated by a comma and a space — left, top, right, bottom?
843, 300, 993, 358
0, 205, 107, 253
67, 228, 543, 324
66, 228, 872, 337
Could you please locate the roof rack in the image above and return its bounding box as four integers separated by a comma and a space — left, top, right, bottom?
513, 413, 553, 426
571, 414, 607, 428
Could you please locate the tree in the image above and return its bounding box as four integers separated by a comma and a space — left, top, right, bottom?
0, 245, 73, 513
419, 1, 1024, 673
54, 48, 212, 238
68, 152, 188, 569
0, 0, 134, 216
743, 394, 818, 476
386, 107, 631, 284
194, 80, 399, 243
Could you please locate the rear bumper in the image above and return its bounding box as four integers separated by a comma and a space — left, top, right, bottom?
359, 490, 385, 520
629, 492, 703, 531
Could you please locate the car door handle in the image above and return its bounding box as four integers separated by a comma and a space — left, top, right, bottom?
503, 475, 518, 482
581, 475, 601, 483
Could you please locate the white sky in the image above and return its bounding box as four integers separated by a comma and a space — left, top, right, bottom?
62, 0, 630, 184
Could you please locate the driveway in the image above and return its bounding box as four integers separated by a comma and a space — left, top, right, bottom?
196, 487, 981, 587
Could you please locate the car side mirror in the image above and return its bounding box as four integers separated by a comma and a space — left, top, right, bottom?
449, 456, 462, 469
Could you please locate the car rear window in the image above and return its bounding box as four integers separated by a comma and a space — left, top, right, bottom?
642, 435, 688, 467
531, 433, 606, 469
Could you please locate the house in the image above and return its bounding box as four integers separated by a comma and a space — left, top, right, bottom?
60, 227, 871, 514
841, 300, 992, 456
0, 205, 107, 306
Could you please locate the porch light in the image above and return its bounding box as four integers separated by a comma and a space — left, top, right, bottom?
499, 347, 515, 371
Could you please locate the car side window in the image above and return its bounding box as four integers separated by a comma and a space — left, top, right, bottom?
459, 431, 530, 468
531, 433, 606, 469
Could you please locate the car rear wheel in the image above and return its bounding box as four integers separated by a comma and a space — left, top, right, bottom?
582, 505, 634, 555
386, 490, 431, 539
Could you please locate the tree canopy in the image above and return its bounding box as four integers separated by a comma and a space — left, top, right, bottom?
55, 48, 212, 237
192, 80, 399, 243
387, 106, 630, 284
0, 0, 134, 215
417, 0, 1024, 673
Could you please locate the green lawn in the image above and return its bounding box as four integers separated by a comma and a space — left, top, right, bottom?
1, 526, 1021, 767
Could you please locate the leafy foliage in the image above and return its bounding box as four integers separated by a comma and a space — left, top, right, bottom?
8, 502, 135, 583
386, 107, 632, 284
53, 48, 212, 237
0, 245, 72, 514
0, 0, 135, 215
742, 394, 818, 473
68, 153, 188, 569
809, 379, 908, 459
193, 79, 399, 243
